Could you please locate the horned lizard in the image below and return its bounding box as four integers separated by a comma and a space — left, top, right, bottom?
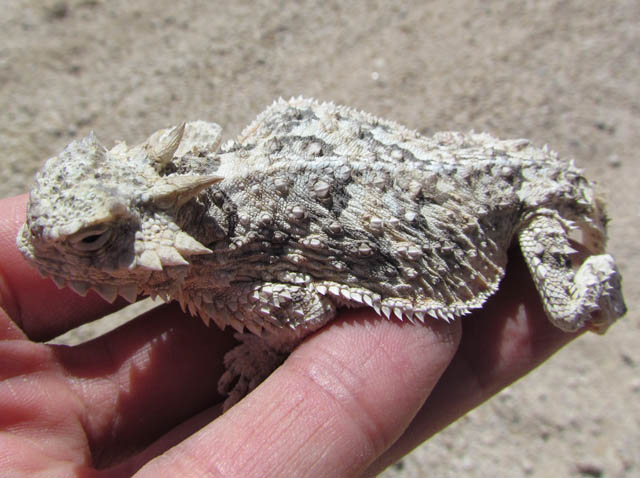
17, 97, 626, 409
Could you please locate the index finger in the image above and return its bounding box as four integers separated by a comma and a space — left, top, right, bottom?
133, 312, 462, 477
0, 194, 129, 342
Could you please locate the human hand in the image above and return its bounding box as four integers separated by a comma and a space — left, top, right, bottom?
0, 194, 576, 477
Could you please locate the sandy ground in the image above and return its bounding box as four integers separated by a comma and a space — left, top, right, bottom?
1, 1, 638, 476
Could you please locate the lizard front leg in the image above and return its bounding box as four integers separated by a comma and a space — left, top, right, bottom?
215, 282, 337, 411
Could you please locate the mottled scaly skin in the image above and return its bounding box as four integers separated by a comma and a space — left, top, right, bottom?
18, 97, 626, 409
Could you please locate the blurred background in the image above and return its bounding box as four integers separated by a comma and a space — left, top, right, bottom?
1, 1, 638, 476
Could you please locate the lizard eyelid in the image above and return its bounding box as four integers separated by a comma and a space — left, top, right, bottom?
70, 227, 113, 251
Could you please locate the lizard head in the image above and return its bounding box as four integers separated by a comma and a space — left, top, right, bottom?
17, 124, 222, 303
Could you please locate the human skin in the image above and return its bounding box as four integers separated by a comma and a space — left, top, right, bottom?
0, 194, 575, 477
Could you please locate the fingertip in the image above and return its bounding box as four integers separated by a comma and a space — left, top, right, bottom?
365, 249, 579, 474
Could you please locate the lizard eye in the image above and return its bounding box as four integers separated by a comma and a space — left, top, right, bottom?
71, 227, 113, 251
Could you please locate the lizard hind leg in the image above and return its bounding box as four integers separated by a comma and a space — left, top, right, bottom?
518, 215, 626, 334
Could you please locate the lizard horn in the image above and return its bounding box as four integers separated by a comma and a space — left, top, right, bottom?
146, 174, 223, 209
148, 122, 186, 171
